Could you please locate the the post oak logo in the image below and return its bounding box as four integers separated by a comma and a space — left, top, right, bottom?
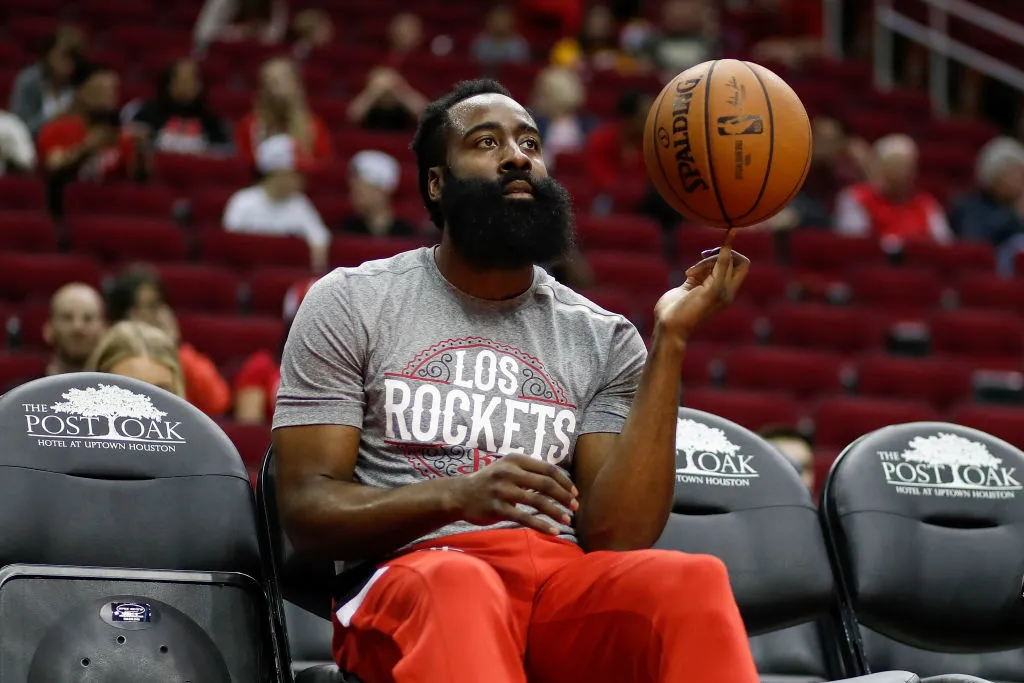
674, 418, 758, 487
23, 383, 185, 453
878, 432, 1021, 499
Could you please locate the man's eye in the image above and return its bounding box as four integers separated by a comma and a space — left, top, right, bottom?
478, 137, 497, 148
522, 138, 539, 150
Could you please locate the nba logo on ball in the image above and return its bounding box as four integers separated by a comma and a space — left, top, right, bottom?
643, 59, 813, 229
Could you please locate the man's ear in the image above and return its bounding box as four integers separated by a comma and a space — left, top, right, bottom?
42, 320, 53, 347
427, 167, 444, 204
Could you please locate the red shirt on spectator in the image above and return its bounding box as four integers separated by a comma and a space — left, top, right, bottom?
179, 342, 231, 417
37, 114, 137, 181
235, 112, 333, 166
233, 349, 280, 421
585, 122, 647, 210
835, 182, 953, 244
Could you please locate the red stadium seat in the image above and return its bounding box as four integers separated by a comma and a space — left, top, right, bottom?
0, 211, 58, 253
855, 354, 974, 411
956, 273, 1024, 316
575, 215, 663, 255
846, 266, 945, 320
681, 343, 728, 387
64, 183, 177, 218
725, 346, 848, 398
218, 420, 272, 469
585, 251, 671, 296
0, 254, 103, 302
0, 352, 48, 392
0, 177, 46, 211
813, 396, 938, 449
68, 217, 188, 263
676, 225, 776, 264
329, 235, 427, 268
950, 404, 1024, 449
248, 268, 317, 316
11, 303, 50, 351
176, 314, 284, 366
155, 264, 241, 313
201, 231, 313, 270
689, 304, 761, 345
929, 310, 1024, 370
735, 264, 793, 307
768, 304, 884, 354
788, 232, 886, 273
188, 188, 235, 227
900, 239, 996, 277
684, 388, 803, 433
153, 153, 253, 192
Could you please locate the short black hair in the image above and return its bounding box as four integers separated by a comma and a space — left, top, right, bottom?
107, 266, 163, 323
410, 79, 513, 229
615, 90, 647, 119
70, 61, 115, 90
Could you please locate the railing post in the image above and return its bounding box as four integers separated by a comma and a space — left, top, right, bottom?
874, 0, 895, 91
929, 0, 952, 116
822, 0, 844, 60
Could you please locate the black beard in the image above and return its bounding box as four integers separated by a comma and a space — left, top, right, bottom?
439, 168, 575, 270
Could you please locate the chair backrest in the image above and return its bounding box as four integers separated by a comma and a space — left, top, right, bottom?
656, 408, 854, 681
0, 373, 274, 681
821, 421, 1024, 679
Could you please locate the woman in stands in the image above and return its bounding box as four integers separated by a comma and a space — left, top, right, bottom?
235, 56, 332, 166
87, 320, 185, 398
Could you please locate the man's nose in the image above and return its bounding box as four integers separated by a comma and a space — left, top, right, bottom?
499, 142, 532, 173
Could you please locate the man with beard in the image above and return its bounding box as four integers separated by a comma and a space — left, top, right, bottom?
37, 62, 148, 216
43, 282, 107, 377
272, 79, 755, 683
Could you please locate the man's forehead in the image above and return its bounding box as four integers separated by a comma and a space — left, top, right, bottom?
53, 287, 101, 313
447, 93, 535, 134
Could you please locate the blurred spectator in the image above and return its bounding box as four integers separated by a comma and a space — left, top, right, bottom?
9, 25, 85, 135
585, 91, 651, 214
521, 0, 583, 35
224, 134, 331, 270
233, 276, 317, 423
550, 4, 627, 73
131, 58, 231, 156
640, 0, 718, 77
760, 115, 871, 231
347, 67, 428, 132
384, 12, 426, 68
86, 320, 185, 398
835, 134, 952, 245
760, 425, 815, 492
43, 283, 107, 377
950, 137, 1024, 275
340, 150, 415, 237
37, 63, 148, 217
531, 67, 594, 161
471, 5, 530, 67
746, 0, 823, 69
291, 9, 334, 60
193, 0, 287, 52
107, 266, 230, 416
0, 110, 36, 174
237, 57, 332, 166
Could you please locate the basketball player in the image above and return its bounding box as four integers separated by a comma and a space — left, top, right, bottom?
272, 79, 755, 683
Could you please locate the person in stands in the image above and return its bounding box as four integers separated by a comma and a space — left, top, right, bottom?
347, 67, 428, 132
43, 282, 107, 377
106, 266, 230, 416
87, 320, 186, 398
760, 425, 815, 492
131, 58, 231, 156
236, 56, 332, 166
339, 150, 415, 237
193, 0, 288, 52
0, 109, 36, 175
585, 90, 651, 214
835, 133, 952, 245
223, 134, 331, 271
37, 62, 148, 216
471, 5, 531, 67
233, 276, 318, 424
9, 25, 85, 135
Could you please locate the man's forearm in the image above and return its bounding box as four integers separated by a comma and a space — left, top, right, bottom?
577, 327, 685, 552
282, 476, 461, 561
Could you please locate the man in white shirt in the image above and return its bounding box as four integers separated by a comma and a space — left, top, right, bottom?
0, 110, 37, 175
223, 133, 331, 271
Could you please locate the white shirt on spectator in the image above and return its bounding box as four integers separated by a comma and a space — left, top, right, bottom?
0, 110, 37, 175
223, 185, 331, 248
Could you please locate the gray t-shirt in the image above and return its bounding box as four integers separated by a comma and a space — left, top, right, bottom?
273, 247, 647, 556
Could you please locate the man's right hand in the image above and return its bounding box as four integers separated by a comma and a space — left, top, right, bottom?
446, 455, 579, 536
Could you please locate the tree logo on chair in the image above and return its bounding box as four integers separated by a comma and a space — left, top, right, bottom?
879, 432, 1021, 499
23, 384, 185, 453
674, 419, 758, 487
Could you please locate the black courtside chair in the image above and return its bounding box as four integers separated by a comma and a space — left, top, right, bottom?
822, 421, 1024, 683
0, 373, 283, 682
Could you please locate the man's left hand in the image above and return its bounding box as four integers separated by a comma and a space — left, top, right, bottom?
653, 228, 750, 343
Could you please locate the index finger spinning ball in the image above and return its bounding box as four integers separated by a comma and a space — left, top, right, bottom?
643, 59, 813, 228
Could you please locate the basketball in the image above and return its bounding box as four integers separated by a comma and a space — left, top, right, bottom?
643, 59, 812, 228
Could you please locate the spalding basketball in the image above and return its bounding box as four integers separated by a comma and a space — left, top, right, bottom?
643, 59, 812, 228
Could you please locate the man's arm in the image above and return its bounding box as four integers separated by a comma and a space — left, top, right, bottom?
573, 234, 750, 552
274, 424, 577, 561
